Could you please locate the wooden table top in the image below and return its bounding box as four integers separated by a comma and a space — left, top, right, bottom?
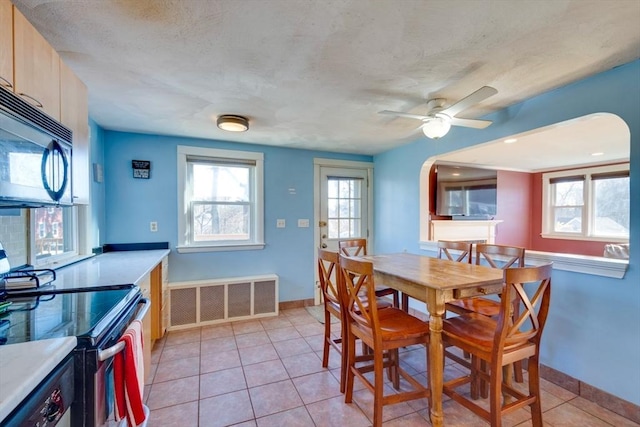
361, 252, 504, 291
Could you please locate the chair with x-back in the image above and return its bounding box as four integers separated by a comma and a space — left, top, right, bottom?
442, 263, 552, 427
339, 239, 401, 309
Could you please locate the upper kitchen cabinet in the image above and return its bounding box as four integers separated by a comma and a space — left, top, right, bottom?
60, 60, 90, 204
12, 5, 60, 120
0, 0, 13, 90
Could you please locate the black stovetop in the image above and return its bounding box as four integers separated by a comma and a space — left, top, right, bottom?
0, 287, 140, 347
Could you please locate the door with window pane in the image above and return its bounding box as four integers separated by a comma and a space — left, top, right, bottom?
319, 167, 369, 253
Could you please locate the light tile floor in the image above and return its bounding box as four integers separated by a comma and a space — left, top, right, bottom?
143, 308, 639, 427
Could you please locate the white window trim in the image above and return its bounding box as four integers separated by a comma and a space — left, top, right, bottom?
541, 163, 629, 242
176, 145, 264, 253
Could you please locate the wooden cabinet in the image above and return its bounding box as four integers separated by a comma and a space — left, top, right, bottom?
60, 60, 90, 204
151, 256, 169, 342
0, 0, 13, 90
12, 5, 60, 119
138, 274, 152, 384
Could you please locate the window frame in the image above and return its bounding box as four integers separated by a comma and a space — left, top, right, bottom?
177, 145, 264, 253
541, 163, 629, 242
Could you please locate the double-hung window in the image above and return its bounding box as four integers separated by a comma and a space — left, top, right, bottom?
542, 164, 629, 241
177, 146, 264, 252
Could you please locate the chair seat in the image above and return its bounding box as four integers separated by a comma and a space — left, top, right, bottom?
444, 313, 533, 352
447, 297, 500, 317
354, 308, 430, 341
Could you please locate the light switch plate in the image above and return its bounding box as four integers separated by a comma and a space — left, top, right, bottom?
298, 219, 309, 228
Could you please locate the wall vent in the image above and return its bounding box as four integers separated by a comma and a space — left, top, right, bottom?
168, 274, 278, 330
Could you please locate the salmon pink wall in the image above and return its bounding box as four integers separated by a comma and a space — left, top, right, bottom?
494, 170, 531, 247
528, 172, 608, 256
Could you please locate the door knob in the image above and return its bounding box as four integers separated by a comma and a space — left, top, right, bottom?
321, 243, 327, 248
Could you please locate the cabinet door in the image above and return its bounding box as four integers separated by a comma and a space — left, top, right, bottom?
60, 60, 90, 204
0, 0, 13, 90
12, 6, 60, 119
138, 275, 152, 384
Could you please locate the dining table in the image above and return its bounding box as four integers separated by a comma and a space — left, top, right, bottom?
360, 252, 505, 427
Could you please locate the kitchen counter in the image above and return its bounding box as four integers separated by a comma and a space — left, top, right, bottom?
47, 249, 170, 292
0, 337, 77, 421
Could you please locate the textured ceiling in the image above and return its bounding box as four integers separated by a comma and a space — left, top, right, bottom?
12, 0, 640, 157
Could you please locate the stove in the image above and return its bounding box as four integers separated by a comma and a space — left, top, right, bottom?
0, 288, 140, 347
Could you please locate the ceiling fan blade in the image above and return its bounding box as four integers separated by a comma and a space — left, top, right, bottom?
379, 110, 429, 121
449, 116, 493, 129
440, 86, 498, 117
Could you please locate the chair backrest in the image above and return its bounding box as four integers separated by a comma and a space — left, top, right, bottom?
437, 240, 472, 263
339, 239, 368, 257
475, 244, 525, 269
318, 248, 341, 308
496, 264, 552, 350
339, 254, 380, 334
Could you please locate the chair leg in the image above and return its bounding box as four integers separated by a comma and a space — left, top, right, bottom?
339, 323, 347, 394
470, 356, 481, 400
528, 357, 544, 427
489, 359, 503, 427
322, 310, 331, 368
513, 360, 524, 383
373, 346, 385, 427
393, 290, 399, 308
401, 293, 409, 312
344, 330, 357, 403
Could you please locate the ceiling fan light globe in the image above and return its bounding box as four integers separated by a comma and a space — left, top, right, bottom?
422, 117, 451, 139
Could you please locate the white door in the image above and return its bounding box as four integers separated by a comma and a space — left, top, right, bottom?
315, 163, 373, 303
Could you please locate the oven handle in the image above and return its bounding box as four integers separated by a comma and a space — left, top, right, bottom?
97, 298, 150, 362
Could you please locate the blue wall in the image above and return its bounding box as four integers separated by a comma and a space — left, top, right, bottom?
101, 132, 370, 302
373, 60, 640, 405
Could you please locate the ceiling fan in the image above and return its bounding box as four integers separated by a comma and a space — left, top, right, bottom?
379, 86, 498, 139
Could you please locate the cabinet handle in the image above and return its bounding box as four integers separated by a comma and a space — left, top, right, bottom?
17, 92, 43, 108
0, 76, 12, 89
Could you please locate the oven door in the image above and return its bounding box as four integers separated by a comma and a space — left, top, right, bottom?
92, 298, 150, 427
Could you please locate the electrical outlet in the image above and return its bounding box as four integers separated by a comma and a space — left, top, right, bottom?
150, 221, 158, 232
276, 219, 286, 228
298, 219, 309, 228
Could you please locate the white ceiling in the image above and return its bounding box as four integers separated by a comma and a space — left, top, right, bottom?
13, 0, 640, 163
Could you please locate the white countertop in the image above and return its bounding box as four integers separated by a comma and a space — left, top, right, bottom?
49, 249, 169, 291
0, 337, 77, 421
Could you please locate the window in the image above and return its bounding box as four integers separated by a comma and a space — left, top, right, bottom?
542, 164, 629, 241
177, 146, 264, 252
30, 206, 78, 265
327, 177, 363, 239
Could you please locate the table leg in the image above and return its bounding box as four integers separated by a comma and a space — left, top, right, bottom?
427, 292, 446, 427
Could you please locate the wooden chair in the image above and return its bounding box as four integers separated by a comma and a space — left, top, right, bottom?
317, 248, 348, 392
317, 248, 393, 393
339, 238, 402, 309
340, 254, 431, 427
442, 263, 553, 427
446, 243, 526, 383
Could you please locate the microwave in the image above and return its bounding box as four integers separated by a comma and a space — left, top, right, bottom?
0, 86, 73, 208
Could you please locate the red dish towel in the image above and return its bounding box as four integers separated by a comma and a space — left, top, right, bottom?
114, 319, 146, 427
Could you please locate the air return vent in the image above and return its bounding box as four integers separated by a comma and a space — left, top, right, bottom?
169, 275, 278, 330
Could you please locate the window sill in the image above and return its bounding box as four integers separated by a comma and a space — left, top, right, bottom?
177, 243, 266, 253
540, 233, 628, 243
36, 254, 96, 270
418, 241, 628, 279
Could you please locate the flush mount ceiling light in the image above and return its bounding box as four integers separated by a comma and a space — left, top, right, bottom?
217, 115, 249, 132
422, 116, 452, 139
